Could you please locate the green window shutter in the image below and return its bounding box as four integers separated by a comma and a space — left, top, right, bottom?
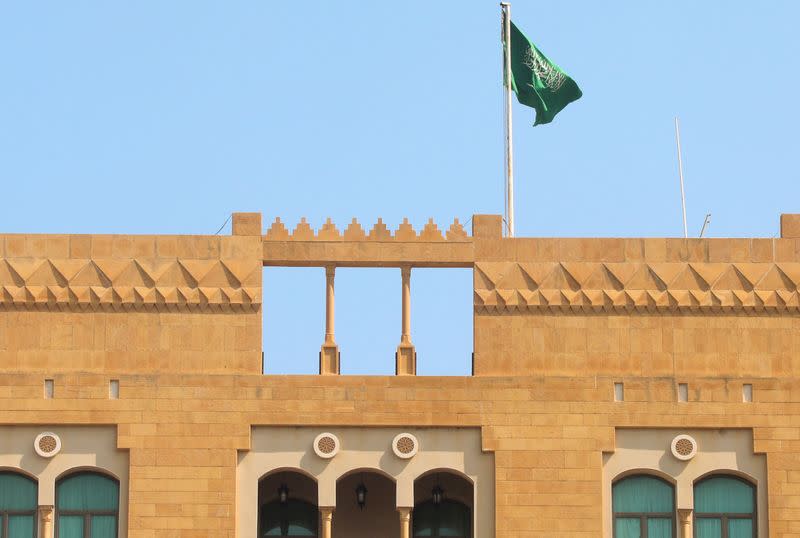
0, 473, 37, 512
7, 515, 35, 538
614, 517, 641, 538
0, 472, 37, 538
58, 515, 84, 538
729, 519, 754, 538
646, 517, 672, 538
695, 518, 722, 538
57, 473, 119, 512
695, 476, 754, 515
613, 475, 674, 513
90, 515, 117, 538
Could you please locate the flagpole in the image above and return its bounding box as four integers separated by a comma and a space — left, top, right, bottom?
674, 117, 688, 238
501, 2, 514, 237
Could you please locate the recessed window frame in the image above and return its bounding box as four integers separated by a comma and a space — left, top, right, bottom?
0, 471, 38, 538
412, 498, 472, 538
612, 474, 677, 538
694, 474, 757, 538
55, 471, 120, 538
258, 498, 319, 537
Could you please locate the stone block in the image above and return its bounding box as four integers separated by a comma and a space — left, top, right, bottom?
232, 213, 262, 236
781, 214, 800, 238
472, 214, 503, 239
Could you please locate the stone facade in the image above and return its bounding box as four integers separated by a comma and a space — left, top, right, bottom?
2, 213, 800, 537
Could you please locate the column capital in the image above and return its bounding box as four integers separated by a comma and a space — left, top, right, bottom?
325, 265, 336, 278
398, 506, 412, 538
39, 505, 54, 522
319, 507, 334, 538
677, 509, 693, 538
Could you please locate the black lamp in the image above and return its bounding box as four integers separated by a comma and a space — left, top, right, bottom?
355, 482, 368, 510
431, 484, 444, 506
278, 483, 289, 504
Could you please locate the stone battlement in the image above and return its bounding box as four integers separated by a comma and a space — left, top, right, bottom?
263, 217, 470, 242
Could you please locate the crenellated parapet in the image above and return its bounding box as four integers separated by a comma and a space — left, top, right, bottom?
263, 217, 470, 242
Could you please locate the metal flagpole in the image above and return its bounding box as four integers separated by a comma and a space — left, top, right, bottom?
674, 117, 688, 239
501, 2, 514, 237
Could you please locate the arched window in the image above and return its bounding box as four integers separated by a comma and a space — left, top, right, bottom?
694, 475, 756, 538
612, 475, 675, 538
259, 499, 318, 537
0, 471, 37, 538
413, 499, 471, 538
56, 472, 119, 538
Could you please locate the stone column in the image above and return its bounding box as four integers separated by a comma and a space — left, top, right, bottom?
320, 266, 340, 375
320, 507, 334, 538
39, 505, 54, 538
677, 509, 692, 538
398, 507, 412, 538
396, 266, 416, 375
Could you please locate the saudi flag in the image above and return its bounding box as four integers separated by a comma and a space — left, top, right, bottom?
505, 21, 582, 125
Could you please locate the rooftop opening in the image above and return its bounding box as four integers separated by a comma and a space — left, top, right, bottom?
262, 265, 473, 376
263, 267, 323, 375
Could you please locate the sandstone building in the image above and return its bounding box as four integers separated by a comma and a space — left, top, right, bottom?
2, 212, 800, 537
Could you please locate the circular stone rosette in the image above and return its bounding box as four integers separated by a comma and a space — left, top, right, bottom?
670, 434, 698, 461
313, 432, 340, 459
34, 432, 62, 458
392, 433, 419, 459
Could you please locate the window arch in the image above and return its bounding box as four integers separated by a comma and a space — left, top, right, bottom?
694, 475, 756, 538
413, 499, 471, 538
259, 499, 317, 537
612, 474, 675, 537
0, 471, 37, 538
56, 471, 119, 538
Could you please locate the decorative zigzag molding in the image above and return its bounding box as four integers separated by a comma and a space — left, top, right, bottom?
0, 258, 261, 312
475, 261, 800, 313
264, 217, 470, 242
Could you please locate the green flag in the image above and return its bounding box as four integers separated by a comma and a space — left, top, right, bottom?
505, 21, 582, 125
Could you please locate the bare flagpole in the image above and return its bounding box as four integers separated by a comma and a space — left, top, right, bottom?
501, 2, 514, 237
674, 117, 688, 238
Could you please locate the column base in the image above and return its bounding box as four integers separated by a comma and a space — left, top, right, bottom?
320, 344, 340, 375
396, 343, 416, 376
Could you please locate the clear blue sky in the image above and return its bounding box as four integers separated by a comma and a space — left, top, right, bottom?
2, 2, 798, 374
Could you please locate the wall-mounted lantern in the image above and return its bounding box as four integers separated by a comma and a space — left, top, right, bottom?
431, 484, 444, 506
278, 483, 289, 504
355, 482, 368, 510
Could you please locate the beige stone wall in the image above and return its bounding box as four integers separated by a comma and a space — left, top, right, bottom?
2, 373, 800, 537
0, 233, 262, 374
1, 215, 800, 537
474, 312, 800, 378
